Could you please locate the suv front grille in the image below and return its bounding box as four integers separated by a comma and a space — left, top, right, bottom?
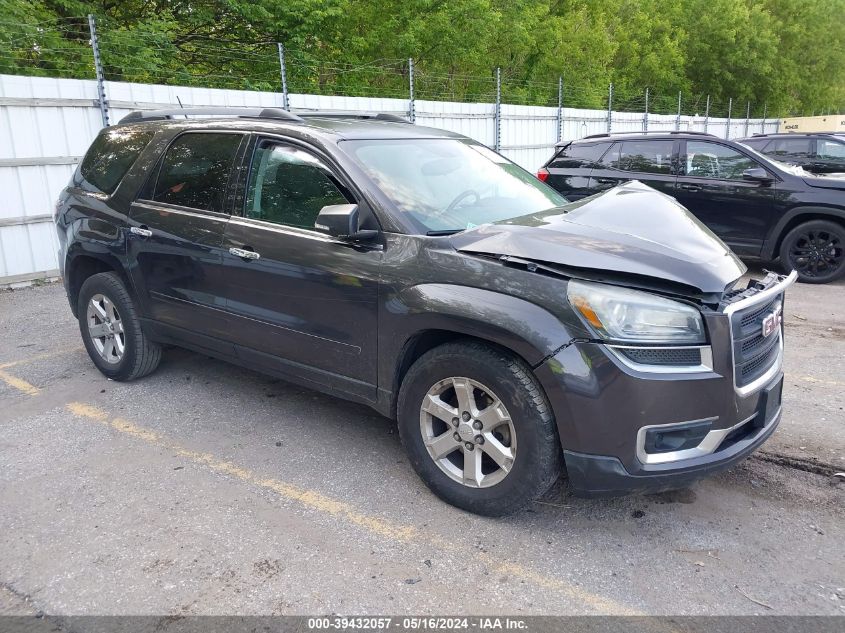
722, 274, 792, 391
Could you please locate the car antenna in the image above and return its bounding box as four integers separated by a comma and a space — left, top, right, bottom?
176, 96, 188, 119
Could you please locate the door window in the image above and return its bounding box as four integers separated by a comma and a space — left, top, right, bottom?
685, 141, 757, 180
768, 137, 811, 158
600, 140, 674, 174
818, 139, 845, 159
245, 142, 351, 229
152, 133, 242, 213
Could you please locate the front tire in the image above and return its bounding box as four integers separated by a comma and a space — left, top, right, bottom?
397, 341, 562, 516
779, 220, 845, 283
77, 272, 162, 381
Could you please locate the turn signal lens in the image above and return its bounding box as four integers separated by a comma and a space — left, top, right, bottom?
536, 167, 549, 182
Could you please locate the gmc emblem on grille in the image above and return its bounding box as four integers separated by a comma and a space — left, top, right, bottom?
761, 306, 782, 338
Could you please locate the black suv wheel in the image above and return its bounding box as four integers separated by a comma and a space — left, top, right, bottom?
77, 272, 162, 380
397, 341, 562, 516
779, 220, 845, 283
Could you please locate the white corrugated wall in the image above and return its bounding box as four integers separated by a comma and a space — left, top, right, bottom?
0, 73, 779, 285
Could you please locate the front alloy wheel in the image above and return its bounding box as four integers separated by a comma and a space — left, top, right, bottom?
780, 220, 845, 283
420, 377, 516, 488
398, 341, 562, 516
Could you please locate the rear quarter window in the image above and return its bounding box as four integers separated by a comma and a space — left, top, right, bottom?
548, 142, 611, 169
76, 127, 155, 194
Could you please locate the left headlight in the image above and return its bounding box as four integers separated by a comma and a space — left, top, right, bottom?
567, 280, 706, 345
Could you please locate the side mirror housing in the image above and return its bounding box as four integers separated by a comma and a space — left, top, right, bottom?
742, 167, 773, 184
314, 204, 378, 240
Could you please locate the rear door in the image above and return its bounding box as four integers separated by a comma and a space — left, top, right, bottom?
127, 131, 246, 353
673, 139, 776, 257
587, 138, 678, 196
220, 137, 381, 398
543, 141, 612, 199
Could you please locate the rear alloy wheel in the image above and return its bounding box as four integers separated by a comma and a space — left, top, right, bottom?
780, 220, 845, 283
398, 341, 562, 516
77, 272, 162, 381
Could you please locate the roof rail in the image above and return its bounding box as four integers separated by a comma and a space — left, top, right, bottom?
118, 107, 410, 125
296, 111, 410, 123
119, 107, 303, 124
578, 130, 717, 141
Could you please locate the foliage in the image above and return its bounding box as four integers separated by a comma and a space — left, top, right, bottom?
0, 0, 842, 115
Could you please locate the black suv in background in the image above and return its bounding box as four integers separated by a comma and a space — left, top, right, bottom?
57, 109, 794, 515
539, 131, 845, 283
740, 132, 845, 175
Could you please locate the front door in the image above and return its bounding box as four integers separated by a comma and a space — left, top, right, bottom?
673, 139, 776, 257
221, 138, 381, 398
127, 131, 245, 351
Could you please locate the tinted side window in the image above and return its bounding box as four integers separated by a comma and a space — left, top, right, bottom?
548, 142, 611, 168
152, 133, 242, 213
741, 138, 771, 151
769, 137, 812, 157
614, 140, 674, 174
818, 139, 845, 159
77, 128, 154, 194
685, 141, 757, 180
245, 142, 351, 229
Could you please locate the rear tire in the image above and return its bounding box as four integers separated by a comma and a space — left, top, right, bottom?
779, 220, 845, 284
77, 272, 161, 381
397, 340, 562, 516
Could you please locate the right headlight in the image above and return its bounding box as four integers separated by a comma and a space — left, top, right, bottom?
566, 280, 706, 345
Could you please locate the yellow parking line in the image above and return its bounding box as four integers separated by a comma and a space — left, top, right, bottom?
65, 401, 640, 615
0, 370, 39, 396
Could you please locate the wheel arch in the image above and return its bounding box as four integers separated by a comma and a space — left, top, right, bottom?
380, 284, 584, 420
65, 249, 134, 318
762, 206, 845, 261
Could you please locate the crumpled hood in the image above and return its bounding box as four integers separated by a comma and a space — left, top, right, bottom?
451, 181, 746, 294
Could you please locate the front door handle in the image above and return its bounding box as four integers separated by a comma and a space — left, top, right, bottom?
594, 177, 618, 185
130, 225, 153, 237
678, 183, 702, 192
229, 247, 261, 261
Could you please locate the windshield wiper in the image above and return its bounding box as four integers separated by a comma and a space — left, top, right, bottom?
426, 229, 466, 236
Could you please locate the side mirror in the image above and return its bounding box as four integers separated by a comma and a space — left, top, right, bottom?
314, 204, 378, 240
742, 167, 773, 184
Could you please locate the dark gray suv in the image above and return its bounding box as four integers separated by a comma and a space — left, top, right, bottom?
55, 108, 794, 515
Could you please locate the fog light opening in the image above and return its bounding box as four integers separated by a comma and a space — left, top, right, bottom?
643, 420, 712, 455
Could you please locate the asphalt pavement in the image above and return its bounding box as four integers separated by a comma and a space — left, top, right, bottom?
0, 271, 843, 616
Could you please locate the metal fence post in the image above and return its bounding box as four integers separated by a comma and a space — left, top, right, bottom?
643, 88, 649, 132
408, 58, 415, 123
726, 97, 733, 139
607, 83, 613, 133
744, 101, 750, 137
556, 76, 563, 142
494, 67, 501, 152
704, 95, 710, 133
87, 14, 109, 127
761, 103, 767, 133
676, 91, 682, 130
277, 43, 290, 110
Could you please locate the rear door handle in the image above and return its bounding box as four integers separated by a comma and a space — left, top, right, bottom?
229, 247, 261, 261
678, 183, 702, 192
594, 177, 618, 185
130, 225, 152, 237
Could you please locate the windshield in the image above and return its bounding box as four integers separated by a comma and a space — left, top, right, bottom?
737, 142, 811, 176
342, 138, 568, 233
